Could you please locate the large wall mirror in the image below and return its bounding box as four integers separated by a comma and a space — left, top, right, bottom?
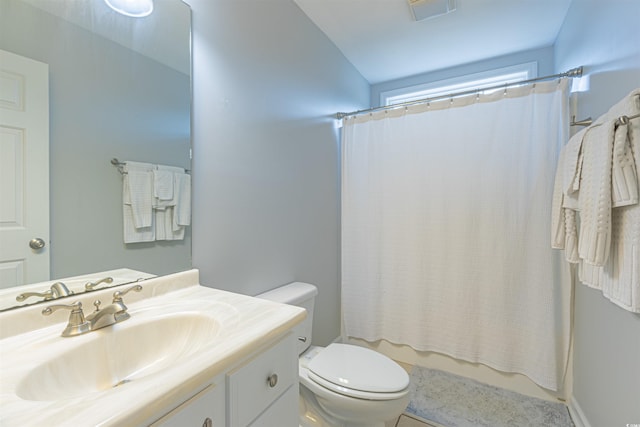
0, 0, 192, 311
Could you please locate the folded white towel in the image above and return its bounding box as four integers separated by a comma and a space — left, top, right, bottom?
154, 165, 185, 208
611, 122, 639, 207
562, 126, 588, 196
123, 205, 155, 243
173, 173, 191, 230
552, 88, 640, 312
577, 120, 615, 266
155, 207, 185, 241
153, 169, 174, 201
122, 161, 155, 243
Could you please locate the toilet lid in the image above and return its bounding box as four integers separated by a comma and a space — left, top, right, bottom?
307, 344, 409, 394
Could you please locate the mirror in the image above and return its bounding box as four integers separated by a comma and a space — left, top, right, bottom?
0, 0, 192, 311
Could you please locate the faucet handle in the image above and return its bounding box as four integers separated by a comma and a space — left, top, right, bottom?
84, 276, 114, 291
42, 301, 91, 337
16, 281, 74, 302
112, 284, 143, 302
16, 289, 53, 302
111, 284, 142, 322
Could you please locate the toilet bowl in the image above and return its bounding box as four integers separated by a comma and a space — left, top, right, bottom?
257, 283, 410, 427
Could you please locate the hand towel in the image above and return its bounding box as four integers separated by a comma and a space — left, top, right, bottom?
154, 165, 185, 209
173, 172, 191, 230
155, 207, 185, 241
611, 122, 639, 207
153, 169, 174, 201
577, 120, 615, 266
122, 161, 155, 243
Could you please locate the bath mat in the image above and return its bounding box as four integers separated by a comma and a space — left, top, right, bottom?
405, 366, 574, 427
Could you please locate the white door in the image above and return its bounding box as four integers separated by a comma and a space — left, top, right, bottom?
0, 49, 50, 289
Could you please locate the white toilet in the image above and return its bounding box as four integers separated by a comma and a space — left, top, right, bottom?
257, 282, 410, 427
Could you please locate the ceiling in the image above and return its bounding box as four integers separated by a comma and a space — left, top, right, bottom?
295, 0, 573, 84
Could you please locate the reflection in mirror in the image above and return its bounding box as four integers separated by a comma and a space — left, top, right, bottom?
0, 0, 192, 311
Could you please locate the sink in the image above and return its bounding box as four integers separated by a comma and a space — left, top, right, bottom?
16, 312, 222, 401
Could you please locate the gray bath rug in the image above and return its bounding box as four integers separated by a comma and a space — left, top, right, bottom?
405, 366, 574, 427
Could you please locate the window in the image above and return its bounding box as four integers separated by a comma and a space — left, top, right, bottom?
380, 62, 538, 106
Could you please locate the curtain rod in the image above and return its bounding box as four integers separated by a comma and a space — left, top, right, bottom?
336, 66, 584, 120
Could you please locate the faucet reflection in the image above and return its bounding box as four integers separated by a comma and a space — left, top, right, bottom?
15, 282, 74, 303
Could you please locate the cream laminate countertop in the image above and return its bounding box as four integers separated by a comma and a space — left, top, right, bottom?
0, 269, 306, 426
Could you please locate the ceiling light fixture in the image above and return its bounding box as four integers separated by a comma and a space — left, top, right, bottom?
104, 0, 154, 18
408, 0, 456, 21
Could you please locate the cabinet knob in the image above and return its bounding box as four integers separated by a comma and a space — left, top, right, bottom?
267, 373, 278, 388
202, 417, 212, 427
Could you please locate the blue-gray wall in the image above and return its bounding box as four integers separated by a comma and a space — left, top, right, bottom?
188, 0, 369, 345
554, 0, 640, 425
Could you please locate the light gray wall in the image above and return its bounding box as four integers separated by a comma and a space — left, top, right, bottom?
554, 0, 640, 425
371, 46, 555, 108
0, 0, 192, 280
187, 0, 369, 345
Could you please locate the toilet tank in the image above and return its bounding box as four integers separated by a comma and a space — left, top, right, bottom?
256, 282, 317, 354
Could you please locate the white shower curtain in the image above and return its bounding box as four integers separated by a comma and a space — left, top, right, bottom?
341, 80, 572, 391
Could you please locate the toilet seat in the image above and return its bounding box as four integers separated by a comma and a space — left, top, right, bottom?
306, 344, 409, 400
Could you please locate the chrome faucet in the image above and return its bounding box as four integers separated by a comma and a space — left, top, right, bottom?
84, 276, 114, 291
16, 281, 74, 302
42, 284, 143, 337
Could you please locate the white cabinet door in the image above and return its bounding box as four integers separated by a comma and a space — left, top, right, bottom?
0, 49, 49, 288
227, 333, 297, 427
247, 385, 298, 427
150, 383, 225, 427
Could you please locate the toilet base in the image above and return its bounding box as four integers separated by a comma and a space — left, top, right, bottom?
299, 382, 400, 427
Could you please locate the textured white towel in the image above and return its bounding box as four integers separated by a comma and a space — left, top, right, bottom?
155, 207, 185, 241
154, 165, 185, 208
552, 88, 640, 312
611, 122, 639, 207
173, 172, 191, 230
577, 121, 615, 266
153, 169, 174, 201
122, 161, 155, 243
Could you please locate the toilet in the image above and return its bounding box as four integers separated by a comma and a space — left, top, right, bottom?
257, 282, 410, 427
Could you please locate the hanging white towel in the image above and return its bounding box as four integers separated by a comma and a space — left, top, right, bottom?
122, 161, 155, 243
153, 169, 174, 201
154, 165, 185, 208
155, 207, 185, 241
577, 121, 615, 266
172, 172, 191, 230
552, 88, 640, 312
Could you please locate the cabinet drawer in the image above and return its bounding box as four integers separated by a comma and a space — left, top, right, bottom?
247, 385, 298, 427
227, 333, 297, 427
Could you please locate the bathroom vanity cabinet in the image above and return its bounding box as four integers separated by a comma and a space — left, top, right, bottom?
152, 333, 298, 427
0, 270, 305, 427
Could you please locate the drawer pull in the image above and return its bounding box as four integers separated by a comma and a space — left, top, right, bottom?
267, 373, 278, 388
202, 418, 212, 427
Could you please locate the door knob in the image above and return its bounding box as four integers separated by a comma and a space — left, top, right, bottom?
29, 238, 46, 250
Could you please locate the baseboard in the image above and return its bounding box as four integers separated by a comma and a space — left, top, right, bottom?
568, 396, 592, 427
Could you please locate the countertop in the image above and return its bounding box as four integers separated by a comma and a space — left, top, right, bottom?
0, 269, 306, 426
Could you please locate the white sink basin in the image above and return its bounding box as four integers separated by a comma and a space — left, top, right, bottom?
16, 312, 222, 401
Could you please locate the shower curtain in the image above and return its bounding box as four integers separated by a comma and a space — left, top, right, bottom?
341, 79, 572, 391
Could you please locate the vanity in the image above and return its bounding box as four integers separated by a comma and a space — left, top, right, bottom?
0, 269, 306, 426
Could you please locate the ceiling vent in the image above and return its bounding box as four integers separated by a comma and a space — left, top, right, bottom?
408, 0, 456, 21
